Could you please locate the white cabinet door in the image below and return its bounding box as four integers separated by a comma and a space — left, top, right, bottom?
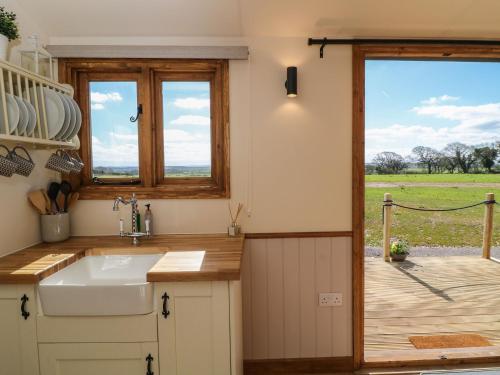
156, 281, 231, 375
39, 342, 159, 375
0, 285, 39, 375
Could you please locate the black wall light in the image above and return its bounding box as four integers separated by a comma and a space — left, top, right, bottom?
285, 66, 297, 97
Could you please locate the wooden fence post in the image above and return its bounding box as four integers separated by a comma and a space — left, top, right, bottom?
482, 193, 495, 259
383, 193, 393, 262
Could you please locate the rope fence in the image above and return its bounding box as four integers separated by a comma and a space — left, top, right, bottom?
382, 200, 496, 222
381, 192, 496, 262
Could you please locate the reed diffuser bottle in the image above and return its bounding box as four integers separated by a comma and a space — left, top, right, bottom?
228, 202, 243, 236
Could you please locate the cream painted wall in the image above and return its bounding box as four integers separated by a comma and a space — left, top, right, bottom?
69, 38, 352, 235
0, 0, 58, 256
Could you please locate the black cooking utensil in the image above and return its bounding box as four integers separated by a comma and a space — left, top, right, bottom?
60, 180, 72, 212
47, 182, 61, 213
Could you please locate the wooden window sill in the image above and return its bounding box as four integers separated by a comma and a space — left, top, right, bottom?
78, 185, 230, 200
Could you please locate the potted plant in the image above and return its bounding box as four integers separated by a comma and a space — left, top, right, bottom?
390, 239, 410, 261
0, 7, 19, 61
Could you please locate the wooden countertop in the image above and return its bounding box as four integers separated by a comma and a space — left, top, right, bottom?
0, 234, 245, 284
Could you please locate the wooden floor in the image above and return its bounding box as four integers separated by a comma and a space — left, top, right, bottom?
365, 256, 500, 357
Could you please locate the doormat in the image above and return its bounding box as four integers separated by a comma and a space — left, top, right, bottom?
409, 334, 492, 349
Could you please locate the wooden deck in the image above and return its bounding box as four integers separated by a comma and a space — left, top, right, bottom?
365, 256, 500, 358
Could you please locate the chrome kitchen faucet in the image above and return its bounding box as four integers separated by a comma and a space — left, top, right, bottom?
112, 193, 150, 245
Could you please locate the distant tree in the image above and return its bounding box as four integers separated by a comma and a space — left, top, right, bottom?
443, 142, 476, 173
365, 164, 377, 175
440, 155, 457, 174
474, 146, 498, 173
432, 152, 447, 173
412, 146, 440, 174
373, 152, 408, 174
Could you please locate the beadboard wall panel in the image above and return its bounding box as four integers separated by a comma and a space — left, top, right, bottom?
242, 236, 352, 360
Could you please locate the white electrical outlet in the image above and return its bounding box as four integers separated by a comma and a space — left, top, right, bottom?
319, 293, 343, 307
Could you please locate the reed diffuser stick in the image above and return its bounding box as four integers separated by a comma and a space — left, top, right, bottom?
229, 202, 243, 225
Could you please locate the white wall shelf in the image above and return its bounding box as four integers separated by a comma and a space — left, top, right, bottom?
0, 59, 77, 150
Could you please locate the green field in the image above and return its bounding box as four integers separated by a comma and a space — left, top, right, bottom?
366, 173, 500, 184
365, 176, 500, 248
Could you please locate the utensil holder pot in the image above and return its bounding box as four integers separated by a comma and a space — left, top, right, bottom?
41, 213, 70, 243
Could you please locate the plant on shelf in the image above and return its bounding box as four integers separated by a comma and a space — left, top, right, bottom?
390, 238, 410, 261
0, 6, 19, 60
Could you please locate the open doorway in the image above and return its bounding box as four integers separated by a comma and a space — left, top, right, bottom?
352, 45, 500, 368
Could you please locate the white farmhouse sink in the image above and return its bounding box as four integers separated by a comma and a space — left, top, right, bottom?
39, 254, 163, 316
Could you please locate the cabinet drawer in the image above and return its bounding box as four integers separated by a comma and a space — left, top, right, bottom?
37, 313, 157, 343
39, 342, 158, 375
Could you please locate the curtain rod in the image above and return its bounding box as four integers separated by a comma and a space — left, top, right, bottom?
308, 37, 500, 58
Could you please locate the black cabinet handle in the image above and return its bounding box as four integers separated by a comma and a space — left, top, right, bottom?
21, 294, 30, 320
161, 292, 170, 319
146, 353, 154, 375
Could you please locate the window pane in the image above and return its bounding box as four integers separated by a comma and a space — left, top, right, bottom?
162, 81, 211, 178
89, 81, 139, 178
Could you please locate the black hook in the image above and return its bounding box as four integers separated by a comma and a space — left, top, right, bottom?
320, 37, 327, 58
130, 104, 142, 122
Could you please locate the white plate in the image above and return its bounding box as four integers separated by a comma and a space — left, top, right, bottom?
24, 100, 37, 136
25, 87, 65, 139
65, 95, 82, 141
64, 94, 76, 139
0, 94, 20, 134
54, 92, 72, 140
59, 94, 76, 141
43, 88, 65, 139
12, 95, 29, 135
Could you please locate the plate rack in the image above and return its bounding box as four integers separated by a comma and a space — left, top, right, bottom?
0, 59, 77, 149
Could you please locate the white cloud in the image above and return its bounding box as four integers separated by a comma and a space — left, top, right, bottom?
164, 141, 211, 166
90, 91, 123, 111
163, 129, 211, 165
164, 129, 208, 142
92, 135, 138, 167
421, 94, 460, 105
413, 102, 500, 126
173, 97, 210, 110
170, 115, 210, 126
109, 132, 138, 142
91, 130, 211, 166
164, 129, 211, 166
91, 92, 123, 104
366, 100, 500, 161
91, 103, 105, 110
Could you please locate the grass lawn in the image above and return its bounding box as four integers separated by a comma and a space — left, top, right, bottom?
366, 173, 500, 184
365, 186, 500, 248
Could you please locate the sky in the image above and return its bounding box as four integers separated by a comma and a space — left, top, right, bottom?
365, 60, 500, 162
90, 81, 211, 168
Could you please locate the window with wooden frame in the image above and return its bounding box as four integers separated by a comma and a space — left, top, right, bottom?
59, 59, 229, 199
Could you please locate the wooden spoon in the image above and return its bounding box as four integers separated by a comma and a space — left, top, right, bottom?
28, 191, 47, 215
41, 190, 51, 213
67, 192, 79, 210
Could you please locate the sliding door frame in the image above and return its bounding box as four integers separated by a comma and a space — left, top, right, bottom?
352, 43, 500, 369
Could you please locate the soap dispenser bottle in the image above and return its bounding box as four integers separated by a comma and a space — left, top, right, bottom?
144, 204, 153, 236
